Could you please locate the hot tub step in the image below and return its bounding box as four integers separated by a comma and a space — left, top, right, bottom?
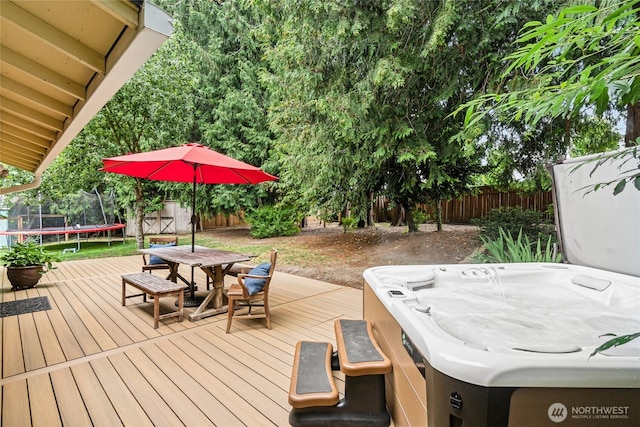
288, 341, 339, 409
289, 320, 392, 427
334, 319, 391, 376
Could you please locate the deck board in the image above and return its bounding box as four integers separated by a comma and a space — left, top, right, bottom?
144, 342, 246, 426
71, 362, 124, 426
2, 379, 30, 426
1, 254, 367, 426
27, 373, 62, 427
50, 368, 94, 426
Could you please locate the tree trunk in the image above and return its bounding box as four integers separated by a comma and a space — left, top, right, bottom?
625, 102, 640, 146
390, 205, 405, 226
367, 192, 375, 226
134, 180, 145, 249
406, 205, 419, 233
435, 199, 443, 231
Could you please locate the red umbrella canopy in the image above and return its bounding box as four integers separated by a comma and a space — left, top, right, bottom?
101, 143, 277, 184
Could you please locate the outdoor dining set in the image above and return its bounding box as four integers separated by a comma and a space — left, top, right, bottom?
101, 142, 279, 330
122, 240, 277, 331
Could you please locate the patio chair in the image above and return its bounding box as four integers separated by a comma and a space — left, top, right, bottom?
141, 236, 178, 279
226, 248, 277, 333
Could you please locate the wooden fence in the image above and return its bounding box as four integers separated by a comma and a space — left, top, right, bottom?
200, 187, 553, 228
374, 186, 553, 224
201, 212, 246, 229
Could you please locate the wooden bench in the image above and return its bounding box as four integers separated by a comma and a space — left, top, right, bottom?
288, 319, 392, 426
121, 272, 185, 329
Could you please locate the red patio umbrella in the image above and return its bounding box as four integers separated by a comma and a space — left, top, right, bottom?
102, 142, 277, 302
101, 142, 277, 185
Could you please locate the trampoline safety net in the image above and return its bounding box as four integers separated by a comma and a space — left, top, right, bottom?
2, 189, 121, 247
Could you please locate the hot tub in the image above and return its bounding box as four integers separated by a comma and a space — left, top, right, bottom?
362, 149, 640, 426
363, 263, 639, 426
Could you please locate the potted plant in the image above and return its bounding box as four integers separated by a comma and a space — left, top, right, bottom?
1, 239, 59, 290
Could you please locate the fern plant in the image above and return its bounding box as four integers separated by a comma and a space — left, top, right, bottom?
474, 227, 562, 263
340, 216, 358, 233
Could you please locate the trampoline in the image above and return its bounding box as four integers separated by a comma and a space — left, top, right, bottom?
1, 189, 125, 252
0, 224, 125, 252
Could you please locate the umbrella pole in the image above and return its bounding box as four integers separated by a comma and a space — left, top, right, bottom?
178, 172, 205, 308
191, 174, 196, 253
190, 173, 196, 300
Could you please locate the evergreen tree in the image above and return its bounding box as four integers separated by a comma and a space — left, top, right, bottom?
259, 0, 556, 231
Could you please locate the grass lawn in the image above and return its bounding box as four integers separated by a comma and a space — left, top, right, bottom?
1, 233, 271, 263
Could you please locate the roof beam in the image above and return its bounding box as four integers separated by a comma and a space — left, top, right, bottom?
0, 46, 86, 100
0, 134, 47, 159
1, 77, 73, 117
91, 0, 139, 28
0, 0, 173, 195
1, 123, 53, 148
1, 1, 105, 74
0, 150, 40, 170
0, 97, 64, 132
1, 112, 57, 140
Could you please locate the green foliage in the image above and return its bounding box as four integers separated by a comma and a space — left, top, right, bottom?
459, 1, 640, 128
412, 209, 430, 225
589, 333, 640, 359
570, 115, 623, 157
471, 206, 555, 243
260, 0, 553, 226
0, 239, 59, 272
245, 205, 300, 238
569, 147, 640, 195
474, 227, 562, 263
0, 165, 35, 190
340, 216, 358, 233
162, 0, 279, 218
456, 1, 638, 190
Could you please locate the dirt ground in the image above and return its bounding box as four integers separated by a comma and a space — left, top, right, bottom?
203, 220, 481, 289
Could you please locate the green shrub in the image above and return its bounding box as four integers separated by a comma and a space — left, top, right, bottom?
471, 206, 555, 243
474, 227, 562, 263
245, 205, 300, 238
0, 239, 59, 271
340, 216, 358, 233
412, 209, 430, 225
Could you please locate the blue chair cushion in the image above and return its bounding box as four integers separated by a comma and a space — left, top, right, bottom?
244, 262, 271, 295
148, 242, 176, 264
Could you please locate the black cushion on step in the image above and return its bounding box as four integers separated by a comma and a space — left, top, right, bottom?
296, 342, 333, 394
340, 320, 384, 364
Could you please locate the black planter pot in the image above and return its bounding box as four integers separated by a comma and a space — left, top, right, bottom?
6, 265, 43, 290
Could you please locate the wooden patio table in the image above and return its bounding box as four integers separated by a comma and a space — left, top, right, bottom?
139, 245, 251, 321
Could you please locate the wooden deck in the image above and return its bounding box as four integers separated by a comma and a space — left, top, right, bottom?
1, 255, 364, 426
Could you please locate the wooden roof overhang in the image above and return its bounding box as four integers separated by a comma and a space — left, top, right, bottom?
0, 0, 173, 194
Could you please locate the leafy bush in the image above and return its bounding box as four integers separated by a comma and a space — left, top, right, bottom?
0, 239, 59, 272
473, 227, 562, 263
245, 205, 300, 238
471, 206, 555, 243
412, 209, 430, 225
340, 216, 358, 233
